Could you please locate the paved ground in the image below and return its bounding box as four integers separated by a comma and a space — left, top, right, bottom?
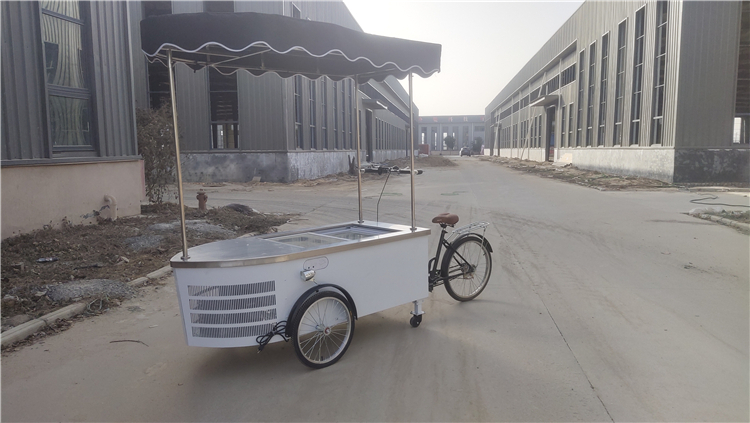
2, 157, 748, 422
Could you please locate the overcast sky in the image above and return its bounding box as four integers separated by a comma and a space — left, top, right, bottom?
343, 0, 584, 116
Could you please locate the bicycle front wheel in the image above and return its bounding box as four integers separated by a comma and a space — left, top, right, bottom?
441, 235, 492, 301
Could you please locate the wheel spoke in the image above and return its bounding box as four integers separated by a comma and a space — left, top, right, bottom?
444, 238, 491, 301
295, 295, 352, 365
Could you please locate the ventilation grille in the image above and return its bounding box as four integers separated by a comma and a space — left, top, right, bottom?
184, 279, 278, 342
188, 281, 275, 297
192, 323, 274, 339
190, 309, 277, 325
189, 295, 276, 311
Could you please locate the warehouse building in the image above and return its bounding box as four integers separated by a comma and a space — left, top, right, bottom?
485, 1, 749, 183
131, 0, 419, 183
2, 1, 143, 238
1, 0, 419, 237
417, 115, 485, 153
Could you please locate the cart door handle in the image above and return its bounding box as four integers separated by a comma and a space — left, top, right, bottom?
300, 270, 316, 282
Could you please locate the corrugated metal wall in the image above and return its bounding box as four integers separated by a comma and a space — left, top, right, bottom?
1, 1, 47, 161
235, 1, 286, 152
2, 1, 138, 162
129, 0, 413, 156
128, 2, 148, 110
674, 1, 741, 147
171, 1, 211, 151
487, 1, 717, 151
90, 1, 137, 157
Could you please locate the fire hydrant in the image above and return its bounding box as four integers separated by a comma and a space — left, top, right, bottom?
196, 190, 208, 211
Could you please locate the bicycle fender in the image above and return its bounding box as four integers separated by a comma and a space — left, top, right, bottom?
453, 233, 493, 253
285, 283, 358, 337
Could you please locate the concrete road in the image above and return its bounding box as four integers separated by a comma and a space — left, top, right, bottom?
3, 158, 748, 422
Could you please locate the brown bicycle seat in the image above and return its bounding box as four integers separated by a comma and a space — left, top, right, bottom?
432, 213, 459, 226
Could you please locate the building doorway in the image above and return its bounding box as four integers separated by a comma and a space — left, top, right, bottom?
546, 106, 556, 162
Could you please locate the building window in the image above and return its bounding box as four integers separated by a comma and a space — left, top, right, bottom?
613, 19, 627, 146
531, 118, 536, 148
568, 102, 574, 147
630, 7, 646, 145
537, 115, 542, 148
41, 1, 94, 149
143, 1, 171, 109
376, 119, 380, 149
650, 1, 668, 145
561, 105, 567, 147
209, 68, 238, 149
309, 80, 317, 149
333, 81, 339, 149
204, 1, 233, 12
341, 82, 347, 148
348, 80, 353, 149
321, 78, 328, 149
561, 63, 576, 87
294, 75, 303, 149
586, 41, 597, 146
598, 33, 609, 146
576, 50, 585, 147
736, 2, 750, 143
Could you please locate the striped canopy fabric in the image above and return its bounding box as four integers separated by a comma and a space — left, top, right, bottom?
141, 12, 441, 83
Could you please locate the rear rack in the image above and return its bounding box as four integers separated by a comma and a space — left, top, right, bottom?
448, 221, 490, 241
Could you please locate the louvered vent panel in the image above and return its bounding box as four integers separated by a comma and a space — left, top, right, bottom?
188, 280, 275, 297
189, 295, 276, 311
190, 309, 277, 325
192, 323, 274, 339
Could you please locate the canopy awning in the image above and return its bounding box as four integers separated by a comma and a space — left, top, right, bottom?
140, 12, 441, 83
362, 99, 388, 110
529, 94, 560, 108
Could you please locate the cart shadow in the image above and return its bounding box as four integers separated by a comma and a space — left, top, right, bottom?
187, 295, 515, 380
179, 297, 598, 423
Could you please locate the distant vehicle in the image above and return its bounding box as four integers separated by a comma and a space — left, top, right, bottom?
460, 147, 471, 157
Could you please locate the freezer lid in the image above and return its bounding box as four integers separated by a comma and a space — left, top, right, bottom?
170, 221, 429, 268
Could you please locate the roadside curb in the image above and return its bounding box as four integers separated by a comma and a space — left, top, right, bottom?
1, 265, 173, 348
1, 303, 86, 347
702, 214, 750, 231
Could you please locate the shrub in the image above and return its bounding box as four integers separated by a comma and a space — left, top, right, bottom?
137, 104, 176, 204
443, 135, 456, 150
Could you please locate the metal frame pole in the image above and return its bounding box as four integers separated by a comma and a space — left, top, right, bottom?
409, 72, 416, 231
167, 50, 190, 261
354, 76, 363, 224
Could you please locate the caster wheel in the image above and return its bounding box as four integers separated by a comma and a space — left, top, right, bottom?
409, 314, 422, 328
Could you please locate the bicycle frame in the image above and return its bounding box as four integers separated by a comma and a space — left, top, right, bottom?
427, 221, 490, 291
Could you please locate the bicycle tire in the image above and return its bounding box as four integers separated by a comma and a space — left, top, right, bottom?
291, 291, 355, 369
441, 235, 492, 301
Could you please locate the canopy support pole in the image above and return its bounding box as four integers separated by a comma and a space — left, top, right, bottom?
409, 72, 416, 231
168, 49, 190, 261
354, 76, 363, 224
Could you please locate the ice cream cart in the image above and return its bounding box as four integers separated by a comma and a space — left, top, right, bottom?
141, 11, 491, 368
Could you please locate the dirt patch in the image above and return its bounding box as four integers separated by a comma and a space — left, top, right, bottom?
687, 208, 750, 230
1, 203, 293, 322
483, 156, 674, 191
720, 210, 750, 224
385, 155, 457, 169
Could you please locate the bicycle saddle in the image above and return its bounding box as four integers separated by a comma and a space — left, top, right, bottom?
432, 213, 459, 226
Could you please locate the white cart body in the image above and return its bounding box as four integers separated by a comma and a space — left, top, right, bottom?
171, 221, 429, 348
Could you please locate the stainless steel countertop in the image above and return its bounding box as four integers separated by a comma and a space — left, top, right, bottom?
170, 221, 430, 269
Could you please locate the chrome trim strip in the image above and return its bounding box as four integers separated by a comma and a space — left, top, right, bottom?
171, 221, 430, 269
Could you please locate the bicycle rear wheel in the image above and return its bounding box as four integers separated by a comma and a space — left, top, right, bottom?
441, 235, 492, 301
